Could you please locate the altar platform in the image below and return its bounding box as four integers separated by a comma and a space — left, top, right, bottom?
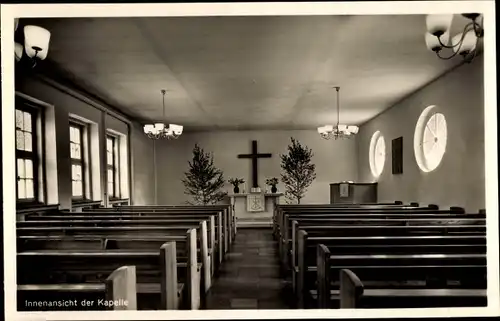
228, 193, 283, 228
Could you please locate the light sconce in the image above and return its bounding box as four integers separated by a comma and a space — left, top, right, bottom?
14, 18, 51, 67
425, 13, 483, 63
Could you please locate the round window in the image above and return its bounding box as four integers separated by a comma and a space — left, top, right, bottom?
414, 106, 447, 172
369, 131, 386, 178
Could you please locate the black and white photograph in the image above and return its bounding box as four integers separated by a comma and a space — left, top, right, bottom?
1, 1, 498, 319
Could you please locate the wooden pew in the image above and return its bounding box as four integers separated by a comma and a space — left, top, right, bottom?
315, 246, 486, 309
275, 205, 450, 253
64, 208, 230, 257
273, 203, 417, 237
287, 216, 485, 270
277, 206, 468, 247
98, 204, 235, 247
18, 241, 184, 310
18, 265, 138, 311
339, 269, 487, 309
277, 206, 478, 243
18, 218, 216, 272
27, 212, 224, 269
58, 206, 231, 253
294, 226, 486, 308
17, 223, 212, 299
280, 212, 484, 269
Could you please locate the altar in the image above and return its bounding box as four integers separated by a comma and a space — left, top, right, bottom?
228, 192, 283, 227
231, 140, 283, 227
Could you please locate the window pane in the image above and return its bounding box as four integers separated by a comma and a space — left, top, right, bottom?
74, 127, 81, 144
107, 169, 114, 183
26, 179, 34, 199
70, 127, 76, 143
23, 112, 32, 132
16, 110, 24, 129
24, 132, 32, 152
108, 183, 114, 197
71, 164, 76, 180
74, 144, 81, 159
73, 181, 83, 197
16, 130, 25, 150
107, 151, 113, 165
18, 179, 26, 199
72, 165, 82, 181
25, 159, 33, 179
107, 137, 113, 153
77, 181, 83, 197
17, 159, 25, 179
75, 165, 82, 180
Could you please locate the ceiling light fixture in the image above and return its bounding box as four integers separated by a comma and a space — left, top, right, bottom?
14, 18, 51, 68
143, 90, 183, 140
425, 13, 483, 63
317, 86, 359, 140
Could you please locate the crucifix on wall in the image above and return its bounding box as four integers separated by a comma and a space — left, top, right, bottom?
237, 140, 272, 188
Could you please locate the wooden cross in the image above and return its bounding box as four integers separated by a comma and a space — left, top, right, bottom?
237, 140, 272, 188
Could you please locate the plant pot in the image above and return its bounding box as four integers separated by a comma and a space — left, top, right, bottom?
271, 185, 278, 193
233, 186, 240, 194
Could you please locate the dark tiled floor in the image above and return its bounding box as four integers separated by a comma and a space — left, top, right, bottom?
204, 228, 293, 309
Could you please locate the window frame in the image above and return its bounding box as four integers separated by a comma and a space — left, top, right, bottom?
369, 130, 386, 178
106, 134, 120, 200
414, 105, 447, 173
15, 102, 41, 204
69, 120, 87, 200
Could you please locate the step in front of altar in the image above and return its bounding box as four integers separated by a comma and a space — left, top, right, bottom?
236, 217, 273, 228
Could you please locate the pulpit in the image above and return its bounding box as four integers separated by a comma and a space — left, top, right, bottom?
228, 192, 283, 227
330, 182, 377, 204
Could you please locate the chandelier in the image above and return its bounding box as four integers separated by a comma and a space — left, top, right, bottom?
14, 18, 51, 68
143, 90, 183, 140
425, 13, 483, 63
317, 86, 359, 140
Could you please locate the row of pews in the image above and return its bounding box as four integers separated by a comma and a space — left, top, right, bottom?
272, 201, 487, 309
17, 204, 235, 311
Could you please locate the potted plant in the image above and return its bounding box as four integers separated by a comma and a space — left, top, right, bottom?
182, 144, 227, 205
266, 177, 279, 193
280, 137, 317, 204
228, 178, 245, 193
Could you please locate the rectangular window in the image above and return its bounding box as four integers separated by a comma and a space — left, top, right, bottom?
70, 122, 85, 199
15, 106, 38, 201
106, 135, 119, 199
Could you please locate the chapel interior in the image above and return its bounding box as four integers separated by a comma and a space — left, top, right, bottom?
7, 12, 489, 311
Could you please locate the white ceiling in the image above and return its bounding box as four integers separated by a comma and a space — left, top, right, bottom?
21, 15, 466, 131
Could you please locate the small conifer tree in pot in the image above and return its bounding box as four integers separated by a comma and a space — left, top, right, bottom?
280, 138, 317, 204
182, 144, 227, 205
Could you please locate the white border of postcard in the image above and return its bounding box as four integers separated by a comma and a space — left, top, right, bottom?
2, 1, 498, 320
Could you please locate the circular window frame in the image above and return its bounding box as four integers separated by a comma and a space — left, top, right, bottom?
369, 131, 386, 178
414, 105, 448, 172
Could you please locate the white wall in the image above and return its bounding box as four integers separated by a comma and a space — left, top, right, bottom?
131, 122, 155, 205
357, 57, 484, 212
155, 129, 358, 205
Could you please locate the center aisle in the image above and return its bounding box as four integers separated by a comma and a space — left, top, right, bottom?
204, 228, 293, 309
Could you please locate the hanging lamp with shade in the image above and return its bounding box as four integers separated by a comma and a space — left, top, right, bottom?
317, 86, 359, 140
14, 18, 51, 67
424, 13, 483, 62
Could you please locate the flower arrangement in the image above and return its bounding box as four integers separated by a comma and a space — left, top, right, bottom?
228, 178, 245, 193
228, 178, 245, 186
266, 177, 279, 186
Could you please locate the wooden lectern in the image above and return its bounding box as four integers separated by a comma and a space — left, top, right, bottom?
330, 182, 377, 204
